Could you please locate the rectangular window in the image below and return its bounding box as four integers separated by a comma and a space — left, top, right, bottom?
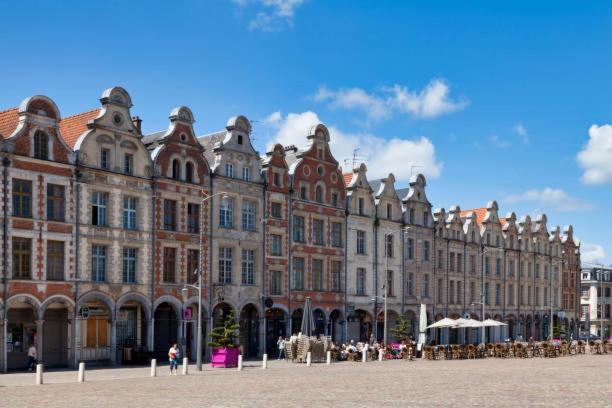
46, 241, 64, 281
409, 209, 415, 224
122, 248, 137, 283
220, 197, 234, 228
356, 230, 366, 255
496, 258, 501, 276
438, 278, 443, 303
271, 202, 282, 219
91, 192, 108, 226
273, 172, 281, 187
485, 257, 490, 274
449, 281, 455, 304
470, 281, 476, 304
242, 200, 256, 231
508, 284, 514, 305
47, 184, 65, 221
356, 268, 366, 295
520, 285, 524, 304
535, 287, 540, 306
225, 163, 233, 178
219, 247, 232, 284
124, 153, 133, 175
423, 274, 430, 298
385, 235, 394, 257
457, 281, 462, 304
269, 234, 282, 256
123, 196, 137, 230
187, 203, 200, 234
386, 203, 392, 219
535, 263, 540, 279
241, 249, 255, 285
407, 239, 414, 260
423, 241, 430, 261
312, 259, 324, 291
387, 270, 394, 297
407, 272, 414, 296
495, 283, 501, 305
457, 253, 463, 273
437, 250, 444, 268
163, 247, 176, 283
485, 283, 490, 305
163, 199, 177, 231
242, 166, 250, 181
292, 257, 304, 290
331, 222, 342, 247
13, 237, 32, 279
299, 186, 307, 200
358, 198, 364, 215
331, 261, 341, 292
293, 215, 305, 242
470, 254, 476, 273
313, 219, 324, 245
331, 192, 338, 207
450, 253, 455, 272
100, 148, 110, 169
527, 286, 532, 306
508, 260, 514, 277
544, 287, 548, 306
270, 271, 282, 295
423, 211, 428, 227
187, 249, 199, 284
91, 245, 106, 282
13, 179, 32, 218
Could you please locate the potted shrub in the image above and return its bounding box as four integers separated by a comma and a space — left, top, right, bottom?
209, 311, 240, 368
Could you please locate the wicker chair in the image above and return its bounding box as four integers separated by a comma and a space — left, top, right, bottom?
486, 343, 495, 357
494, 343, 506, 358
513, 343, 524, 358
437, 346, 447, 360
466, 344, 477, 359
576, 340, 585, 354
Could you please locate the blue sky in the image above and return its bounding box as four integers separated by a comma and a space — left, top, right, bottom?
1, 1, 610, 264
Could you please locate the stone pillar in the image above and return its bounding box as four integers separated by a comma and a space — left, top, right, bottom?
148, 318, 155, 352
2, 319, 6, 373
35, 319, 44, 363
259, 315, 266, 357
73, 316, 81, 368
109, 319, 117, 365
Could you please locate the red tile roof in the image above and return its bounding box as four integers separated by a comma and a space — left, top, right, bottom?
343, 173, 353, 187
59, 108, 100, 148
0, 107, 19, 139
460, 207, 487, 226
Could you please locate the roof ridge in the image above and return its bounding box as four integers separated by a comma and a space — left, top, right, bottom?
0, 107, 18, 114
61, 107, 100, 120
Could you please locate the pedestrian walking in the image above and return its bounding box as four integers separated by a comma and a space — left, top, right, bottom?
27, 344, 37, 372
277, 336, 286, 360
168, 343, 180, 375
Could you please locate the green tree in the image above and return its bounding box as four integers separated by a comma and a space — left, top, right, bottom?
208, 311, 240, 349
389, 312, 413, 342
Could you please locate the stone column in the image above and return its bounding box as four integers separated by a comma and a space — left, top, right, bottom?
147, 318, 154, 352
259, 315, 266, 358
2, 319, 7, 373
109, 319, 117, 365
36, 319, 44, 363
73, 316, 81, 368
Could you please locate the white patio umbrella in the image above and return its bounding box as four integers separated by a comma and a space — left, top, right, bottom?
418, 304, 427, 346
482, 319, 507, 327
453, 318, 485, 328
426, 317, 459, 329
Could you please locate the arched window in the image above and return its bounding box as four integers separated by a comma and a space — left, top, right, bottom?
185, 162, 194, 183
315, 185, 323, 203
172, 159, 181, 180
34, 131, 48, 160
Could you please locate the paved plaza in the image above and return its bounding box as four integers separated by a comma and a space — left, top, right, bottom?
0, 355, 610, 407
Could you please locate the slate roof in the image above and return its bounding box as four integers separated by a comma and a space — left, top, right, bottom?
197, 131, 225, 166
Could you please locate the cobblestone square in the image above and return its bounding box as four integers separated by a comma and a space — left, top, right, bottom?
1, 355, 610, 407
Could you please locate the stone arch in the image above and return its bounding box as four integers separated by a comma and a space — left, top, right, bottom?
19, 95, 61, 120
237, 299, 261, 317
153, 295, 182, 317
116, 292, 152, 321
7, 293, 42, 315
40, 295, 75, 320
77, 290, 115, 317
101, 86, 133, 108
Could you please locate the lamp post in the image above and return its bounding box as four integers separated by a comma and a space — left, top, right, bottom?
381, 228, 408, 345
478, 247, 502, 343
182, 191, 227, 371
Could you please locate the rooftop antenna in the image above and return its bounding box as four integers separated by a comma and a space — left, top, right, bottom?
344, 148, 365, 170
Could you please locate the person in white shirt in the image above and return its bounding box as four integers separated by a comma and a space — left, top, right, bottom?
168, 343, 180, 375
27, 344, 37, 371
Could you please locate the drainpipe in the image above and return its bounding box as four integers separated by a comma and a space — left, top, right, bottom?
401, 220, 405, 315
72, 165, 82, 368
260, 178, 266, 356
463, 241, 467, 313
445, 240, 450, 317
343, 200, 348, 343
208, 173, 214, 360
517, 251, 521, 338
373, 214, 378, 337
150, 178, 156, 352
287, 185, 293, 336
503, 248, 507, 340
431, 225, 436, 342
2, 156, 9, 373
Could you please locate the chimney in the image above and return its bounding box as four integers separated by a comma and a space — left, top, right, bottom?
131, 116, 142, 133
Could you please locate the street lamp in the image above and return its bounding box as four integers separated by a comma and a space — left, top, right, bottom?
381, 228, 408, 346
478, 247, 503, 343
182, 191, 227, 371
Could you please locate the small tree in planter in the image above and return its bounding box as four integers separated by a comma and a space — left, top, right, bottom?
208, 311, 241, 368
390, 312, 413, 343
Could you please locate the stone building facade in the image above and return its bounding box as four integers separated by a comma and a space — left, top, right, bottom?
0, 86, 582, 371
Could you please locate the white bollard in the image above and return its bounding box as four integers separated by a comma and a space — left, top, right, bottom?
237, 355, 243, 371
182, 358, 188, 375
262, 353, 268, 369
306, 351, 312, 366
378, 349, 384, 362
362, 349, 367, 363
150, 359, 157, 377
78, 362, 85, 382
326, 350, 331, 365
35, 364, 43, 385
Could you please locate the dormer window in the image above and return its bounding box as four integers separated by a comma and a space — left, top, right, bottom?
185, 162, 194, 183
273, 172, 281, 187
243, 166, 250, 181
237, 134, 243, 145
358, 198, 364, 215
486, 233, 491, 245
471, 230, 475, 242
172, 159, 181, 180
124, 153, 133, 175
100, 148, 110, 170
300, 186, 307, 200
332, 192, 338, 207
409, 209, 415, 224
33, 131, 48, 160
226, 163, 234, 178
317, 147, 324, 159
386, 203, 392, 219
496, 235, 500, 247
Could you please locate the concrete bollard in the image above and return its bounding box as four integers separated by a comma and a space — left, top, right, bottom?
238, 355, 243, 371
362, 349, 367, 363
326, 350, 331, 365
378, 349, 384, 362
262, 353, 268, 369
182, 358, 189, 375
78, 362, 85, 382
35, 364, 43, 385
150, 359, 157, 377
306, 351, 312, 366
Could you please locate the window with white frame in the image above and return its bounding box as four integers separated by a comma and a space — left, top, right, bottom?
225, 163, 234, 178
220, 197, 234, 228
241, 249, 255, 285
242, 200, 256, 230
270, 234, 282, 256
331, 222, 342, 247
122, 247, 137, 283
219, 247, 232, 284
292, 257, 304, 290
242, 166, 250, 181
123, 196, 137, 230
356, 230, 366, 255
293, 215, 305, 242
312, 259, 324, 291
91, 192, 108, 226
312, 219, 324, 245
91, 245, 106, 282
331, 261, 341, 292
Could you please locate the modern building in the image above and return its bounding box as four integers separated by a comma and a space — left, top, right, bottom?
580, 266, 612, 339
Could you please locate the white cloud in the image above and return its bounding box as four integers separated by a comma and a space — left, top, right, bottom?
234, 0, 305, 31
263, 111, 282, 125
580, 242, 606, 265
314, 79, 467, 122
505, 188, 594, 212
514, 122, 529, 144
264, 111, 443, 182
490, 135, 510, 149
577, 124, 612, 185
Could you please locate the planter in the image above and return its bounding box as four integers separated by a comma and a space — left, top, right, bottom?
211, 347, 240, 368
